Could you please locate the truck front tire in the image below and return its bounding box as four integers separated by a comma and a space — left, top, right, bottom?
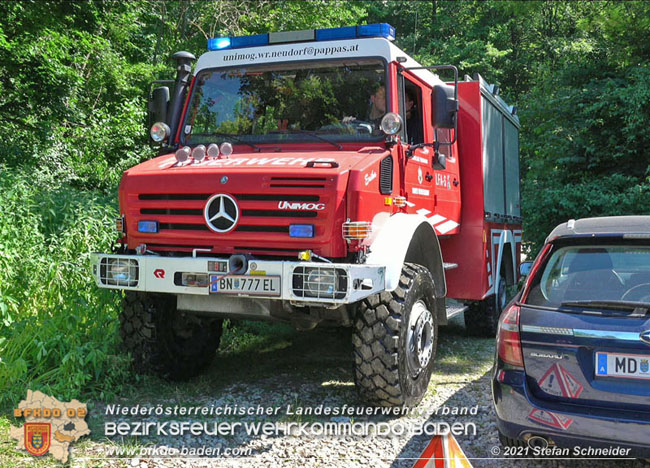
353, 263, 438, 407
120, 292, 222, 380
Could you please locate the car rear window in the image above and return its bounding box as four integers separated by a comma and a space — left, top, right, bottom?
525, 245, 650, 307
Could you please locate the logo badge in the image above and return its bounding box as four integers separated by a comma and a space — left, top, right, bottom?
153, 269, 165, 279
642, 359, 649, 373
204, 194, 239, 233
364, 170, 377, 186
25, 423, 51, 456
641, 330, 650, 345
277, 201, 325, 211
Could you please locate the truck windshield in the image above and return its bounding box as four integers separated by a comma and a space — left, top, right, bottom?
182, 59, 387, 146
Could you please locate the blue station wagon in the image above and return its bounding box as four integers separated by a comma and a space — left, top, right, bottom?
492, 216, 650, 457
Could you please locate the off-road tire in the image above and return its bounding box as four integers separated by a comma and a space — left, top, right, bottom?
120, 292, 222, 380
352, 263, 438, 407
464, 273, 506, 337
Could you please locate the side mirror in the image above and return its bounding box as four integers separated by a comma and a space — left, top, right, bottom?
431, 84, 458, 129
520, 261, 533, 277
149, 86, 170, 126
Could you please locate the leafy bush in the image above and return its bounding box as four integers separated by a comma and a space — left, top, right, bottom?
0, 167, 131, 409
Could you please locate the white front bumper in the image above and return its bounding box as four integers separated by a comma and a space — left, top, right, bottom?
90, 253, 386, 305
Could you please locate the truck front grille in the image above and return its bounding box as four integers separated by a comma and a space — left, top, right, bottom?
128, 183, 335, 255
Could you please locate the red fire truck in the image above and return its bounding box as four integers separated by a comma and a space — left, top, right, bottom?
92, 24, 521, 407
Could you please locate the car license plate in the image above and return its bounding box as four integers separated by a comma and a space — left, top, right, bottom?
595, 352, 650, 379
209, 275, 281, 296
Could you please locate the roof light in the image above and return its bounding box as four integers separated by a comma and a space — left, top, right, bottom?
315, 26, 357, 41
357, 23, 395, 41
207, 37, 232, 50
232, 34, 269, 49
208, 24, 395, 51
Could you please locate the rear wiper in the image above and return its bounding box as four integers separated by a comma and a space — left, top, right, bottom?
283, 129, 343, 150
192, 132, 281, 153
560, 300, 650, 317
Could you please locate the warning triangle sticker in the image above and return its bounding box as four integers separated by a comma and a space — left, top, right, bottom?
555, 414, 574, 430
538, 363, 568, 397
558, 365, 584, 398
528, 409, 574, 430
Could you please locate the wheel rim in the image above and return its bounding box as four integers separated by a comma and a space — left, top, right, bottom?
407, 300, 435, 378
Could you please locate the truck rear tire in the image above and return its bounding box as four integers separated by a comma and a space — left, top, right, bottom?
352, 263, 438, 407
464, 273, 507, 337
120, 292, 222, 380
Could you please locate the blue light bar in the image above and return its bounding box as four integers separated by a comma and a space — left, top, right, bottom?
232, 33, 269, 49
208, 24, 395, 51
315, 26, 357, 42
138, 220, 159, 234
207, 37, 232, 50
357, 23, 395, 41
289, 224, 315, 238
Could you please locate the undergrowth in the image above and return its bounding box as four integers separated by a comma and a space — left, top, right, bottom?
0, 166, 131, 409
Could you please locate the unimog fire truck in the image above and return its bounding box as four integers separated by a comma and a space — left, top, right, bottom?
91, 24, 522, 407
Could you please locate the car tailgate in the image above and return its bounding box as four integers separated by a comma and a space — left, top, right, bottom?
520, 305, 650, 411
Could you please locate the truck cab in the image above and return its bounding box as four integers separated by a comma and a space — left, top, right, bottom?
92, 24, 521, 407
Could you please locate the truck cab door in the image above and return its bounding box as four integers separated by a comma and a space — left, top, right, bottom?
431, 127, 461, 236
401, 75, 461, 236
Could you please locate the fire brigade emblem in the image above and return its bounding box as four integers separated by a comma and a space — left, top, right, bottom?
641, 359, 649, 373
24, 423, 51, 456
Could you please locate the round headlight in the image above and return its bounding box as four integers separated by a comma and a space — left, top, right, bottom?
150, 122, 170, 143
107, 258, 138, 286
192, 144, 206, 162
175, 146, 191, 163
220, 142, 233, 157
380, 112, 403, 135
305, 268, 336, 296
207, 143, 220, 159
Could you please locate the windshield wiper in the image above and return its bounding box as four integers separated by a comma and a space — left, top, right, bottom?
192, 132, 281, 153
560, 300, 650, 317
283, 129, 343, 150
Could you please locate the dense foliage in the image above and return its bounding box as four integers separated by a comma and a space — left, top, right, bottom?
0, 1, 648, 407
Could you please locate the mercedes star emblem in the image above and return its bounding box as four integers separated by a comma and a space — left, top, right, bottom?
204, 194, 239, 233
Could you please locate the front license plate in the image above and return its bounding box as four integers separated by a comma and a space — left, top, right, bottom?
595, 352, 650, 379
209, 275, 281, 296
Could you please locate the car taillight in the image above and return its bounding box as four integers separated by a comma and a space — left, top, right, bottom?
497, 304, 524, 368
